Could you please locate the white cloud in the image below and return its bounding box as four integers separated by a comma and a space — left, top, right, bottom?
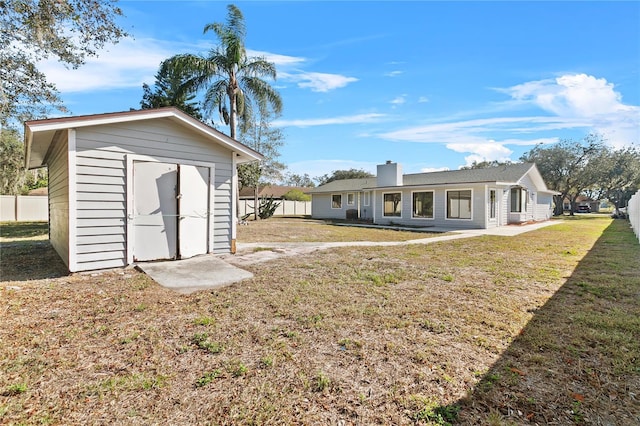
501, 73, 640, 147
390, 95, 407, 106
378, 73, 640, 162
385, 70, 403, 77
280, 71, 358, 92
418, 96, 429, 103
38, 38, 176, 93
273, 113, 386, 128
420, 166, 450, 173
379, 116, 559, 145
38, 35, 355, 96
505, 74, 628, 117
247, 49, 306, 66
446, 141, 513, 167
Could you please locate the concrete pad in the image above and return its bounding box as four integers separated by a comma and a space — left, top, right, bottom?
136, 255, 253, 294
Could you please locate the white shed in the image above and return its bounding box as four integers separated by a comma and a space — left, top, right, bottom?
24, 107, 262, 272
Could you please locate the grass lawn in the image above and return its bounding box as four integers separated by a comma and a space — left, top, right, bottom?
0, 216, 638, 424
236, 217, 446, 243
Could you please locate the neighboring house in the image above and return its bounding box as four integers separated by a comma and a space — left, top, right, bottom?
308, 161, 557, 229
563, 196, 600, 213
24, 107, 262, 273
239, 185, 311, 200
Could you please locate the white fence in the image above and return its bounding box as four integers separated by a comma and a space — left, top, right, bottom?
238, 199, 311, 218
0, 195, 48, 222
628, 190, 640, 242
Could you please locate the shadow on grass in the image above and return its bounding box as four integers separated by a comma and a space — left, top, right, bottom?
0, 240, 68, 282
0, 221, 48, 239
450, 219, 640, 425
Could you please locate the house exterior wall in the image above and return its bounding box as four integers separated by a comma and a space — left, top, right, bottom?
499, 187, 510, 226
311, 191, 373, 220
373, 184, 488, 229
309, 164, 556, 229
506, 173, 554, 224
70, 118, 234, 272
534, 193, 554, 221
312, 193, 349, 219
485, 186, 501, 229
47, 130, 70, 268
360, 191, 373, 220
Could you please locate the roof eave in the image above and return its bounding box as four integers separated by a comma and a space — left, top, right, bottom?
24, 124, 33, 169
24, 108, 263, 166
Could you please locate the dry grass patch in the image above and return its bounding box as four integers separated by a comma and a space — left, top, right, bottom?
1, 217, 638, 424
237, 217, 442, 243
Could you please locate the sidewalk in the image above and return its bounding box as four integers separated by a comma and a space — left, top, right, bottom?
141, 220, 561, 294
224, 220, 562, 267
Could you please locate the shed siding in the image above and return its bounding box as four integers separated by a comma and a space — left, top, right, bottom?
72, 118, 234, 271
47, 131, 70, 268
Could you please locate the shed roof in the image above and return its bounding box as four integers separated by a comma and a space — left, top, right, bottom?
24, 107, 263, 169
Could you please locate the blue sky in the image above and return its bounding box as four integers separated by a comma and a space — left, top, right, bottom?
40, 1, 640, 179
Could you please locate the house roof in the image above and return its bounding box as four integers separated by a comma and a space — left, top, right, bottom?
308, 163, 557, 194
24, 107, 263, 169
239, 185, 312, 199
306, 178, 377, 194
401, 162, 536, 186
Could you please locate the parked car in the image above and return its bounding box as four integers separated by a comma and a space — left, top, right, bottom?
576, 205, 591, 213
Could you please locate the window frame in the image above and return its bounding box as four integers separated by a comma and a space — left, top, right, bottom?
489, 189, 497, 220
363, 191, 370, 206
446, 189, 473, 220
347, 192, 355, 206
331, 194, 342, 209
411, 190, 434, 220
510, 188, 522, 213
382, 191, 402, 217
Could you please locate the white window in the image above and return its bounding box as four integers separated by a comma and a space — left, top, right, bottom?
489, 189, 497, 220
412, 191, 434, 219
331, 194, 342, 209
447, 190, 472, 219
347, 193, 355, 205
510, 188, 526, 213
383, 192, 402, 217
363, 191, 370, 206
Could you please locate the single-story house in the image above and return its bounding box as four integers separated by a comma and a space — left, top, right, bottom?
308, 161, 558, 229
24, 107, 262, 272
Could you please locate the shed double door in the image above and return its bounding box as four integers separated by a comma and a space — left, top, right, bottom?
132, 161, 211, 262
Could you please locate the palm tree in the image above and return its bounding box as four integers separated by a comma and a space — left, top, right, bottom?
166, 4, 282, 139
